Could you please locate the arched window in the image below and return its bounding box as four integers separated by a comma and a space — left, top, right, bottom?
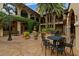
21, 10, 28, 18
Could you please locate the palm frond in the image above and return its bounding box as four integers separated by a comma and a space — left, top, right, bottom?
37, 3, 64, 17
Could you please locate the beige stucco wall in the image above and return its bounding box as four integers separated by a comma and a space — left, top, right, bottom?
16, 5, 31, 18
0, 3, 40, 36
0, 4, 3, 36
75, 26, 79, 55
69, 3, 79, 21
70, 3, 79, 55
0, 28, 3, 37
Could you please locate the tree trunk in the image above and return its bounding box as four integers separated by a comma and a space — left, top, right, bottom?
8, 23, 12, 41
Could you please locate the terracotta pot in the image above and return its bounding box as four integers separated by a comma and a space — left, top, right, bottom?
25, 36, 30, 39
41, 32, 46, 37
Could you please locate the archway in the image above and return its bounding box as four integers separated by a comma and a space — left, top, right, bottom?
21, 10, 28, 33
69, 9, 75, 37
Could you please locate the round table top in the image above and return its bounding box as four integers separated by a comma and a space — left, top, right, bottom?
47, 36, 65, 41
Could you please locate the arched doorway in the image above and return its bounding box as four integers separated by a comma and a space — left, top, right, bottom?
21, 10, 28, 33
69, 9, 75, 38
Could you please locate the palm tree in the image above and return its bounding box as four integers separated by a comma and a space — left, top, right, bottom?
37, 3, 64, 30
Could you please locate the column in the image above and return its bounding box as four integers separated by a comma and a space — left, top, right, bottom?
34, 15, 36, 21
53, 14, 56, 30
28, 13, 30, 18
74, 20, 79, 55
0, 28, 3, 37
0, 4, 4, 36
17, 22, 21, 34
39, 17, 41, 32
17, 7, 21, 34
45, 15, 48, 29
66, 14, 71, 43
17, 7, 21, 16
51, 13, 53, 28
63, 14, 67, 35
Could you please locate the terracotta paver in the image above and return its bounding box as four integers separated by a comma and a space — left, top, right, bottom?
0, 35, 75, 56
0, 35, 44, 56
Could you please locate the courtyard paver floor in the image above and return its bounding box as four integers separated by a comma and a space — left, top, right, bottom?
0, 35, 44, 56
0, 35, 75, 56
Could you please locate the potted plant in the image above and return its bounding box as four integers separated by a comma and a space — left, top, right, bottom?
23, 31, 30, 39
33, 26, 38, 40
41, 28, 47, 37
43, 28, 54, 34
33, 31, 38, 40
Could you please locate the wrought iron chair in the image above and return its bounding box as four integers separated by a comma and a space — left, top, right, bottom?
50, 38, 66, 56
54, 31, 61, 36
55, 39, 66, 56
41, 36, 50, 55
50, 31, 65, 56
54, 31, 66, 55
41, 33, 55, 56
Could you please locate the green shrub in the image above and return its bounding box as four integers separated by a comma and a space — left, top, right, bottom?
42, 28, 47, 32
47, 28, 54, 33
23, 31, 30, 38
26, 19, 35, 33
42, 28, 55, 34
26, 19, 39, 33
34, 22, 40, 32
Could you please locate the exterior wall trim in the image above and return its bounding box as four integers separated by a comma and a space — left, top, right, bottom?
74, 21, 79, 27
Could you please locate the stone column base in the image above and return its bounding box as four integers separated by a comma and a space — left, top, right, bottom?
17, 22, 21, 35
73, 47, 79, 56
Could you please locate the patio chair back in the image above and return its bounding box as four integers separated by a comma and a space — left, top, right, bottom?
54, 31, 60, 36
55, 39, 66, 55
41, 34, 52, 56
41, 34, 49, 46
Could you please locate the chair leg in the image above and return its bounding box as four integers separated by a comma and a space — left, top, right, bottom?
41, 44, 43, 51
51, 48, 53, 55
60, 51, 62, 55
57, 51, 58, 56
45, 46, 47, 56
70, 48, 74, 56
70, 49, 72, 53
64, 50, 66, 56
51, 48, 54, 55
71, 48, 74, 56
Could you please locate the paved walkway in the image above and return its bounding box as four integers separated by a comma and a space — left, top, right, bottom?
0, 35, 44, 56
0, 35, 75, 56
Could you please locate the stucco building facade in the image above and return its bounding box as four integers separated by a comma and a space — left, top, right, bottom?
69, 3, 79, 55
0, 3, 40, 36
1, 3, 79, 55
61, 3, 79, 55
38, 3, 79, 55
